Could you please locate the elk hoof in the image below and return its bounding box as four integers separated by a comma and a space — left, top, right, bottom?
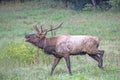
98, 64, 104, 69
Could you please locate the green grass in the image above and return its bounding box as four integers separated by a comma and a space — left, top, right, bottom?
0, 1, 120, 80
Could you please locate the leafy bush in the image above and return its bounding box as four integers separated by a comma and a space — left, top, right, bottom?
83, 3, 93, 11
0, 41, 38, 66
110, 0, 120, 9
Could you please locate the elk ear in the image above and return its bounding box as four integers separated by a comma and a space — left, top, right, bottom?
41, 29, 48, 36
36, 33, 46, 39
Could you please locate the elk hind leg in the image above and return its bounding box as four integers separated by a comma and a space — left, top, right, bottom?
88, 54, 103, 69
98, 50, 104, 58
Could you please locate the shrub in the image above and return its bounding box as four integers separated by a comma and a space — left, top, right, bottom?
110, 0, 120, 9
0, 41, 38, 66
83, 3, 93, 11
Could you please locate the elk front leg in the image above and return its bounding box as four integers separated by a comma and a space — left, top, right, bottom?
50, 57, 61, 75
64, 55, 72, 75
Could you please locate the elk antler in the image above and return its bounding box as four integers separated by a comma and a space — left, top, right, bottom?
33, 25, 41, 34
46, 22, 63, 32
40, 22, 63, 36
40, 25, 44, 32
50, 25, 54, 36
33, 22, 63, 36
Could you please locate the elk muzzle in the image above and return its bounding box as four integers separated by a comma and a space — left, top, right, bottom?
25, 34, 31, 42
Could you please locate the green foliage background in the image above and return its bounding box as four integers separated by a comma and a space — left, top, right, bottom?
110, 0, 120, 7
0, 0, 120, 80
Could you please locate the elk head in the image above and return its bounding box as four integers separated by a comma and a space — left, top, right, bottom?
25, 23, 63, 48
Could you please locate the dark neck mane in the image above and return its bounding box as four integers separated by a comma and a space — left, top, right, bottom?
33, 37, 61, 58
33, 37, 46, 49
34, 37, 51, 50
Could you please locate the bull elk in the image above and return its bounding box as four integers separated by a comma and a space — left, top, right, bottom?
25, 23, 104, 75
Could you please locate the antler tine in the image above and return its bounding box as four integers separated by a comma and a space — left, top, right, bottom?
50, 25, 54, 36
33, 25, 41, 34
47, 22, 63, 32
40, 25, 44, 32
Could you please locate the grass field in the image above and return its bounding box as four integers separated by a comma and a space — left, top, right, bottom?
0, 1, 120, 80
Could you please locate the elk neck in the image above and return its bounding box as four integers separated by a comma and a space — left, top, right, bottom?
42, 37, 53, 52
33, 37, 46, 49
41, 37, 61, 57
34, 37, 61, 57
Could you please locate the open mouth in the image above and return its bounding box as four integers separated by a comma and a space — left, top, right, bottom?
25, 38, 29, 42
25, 36, 30, 42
